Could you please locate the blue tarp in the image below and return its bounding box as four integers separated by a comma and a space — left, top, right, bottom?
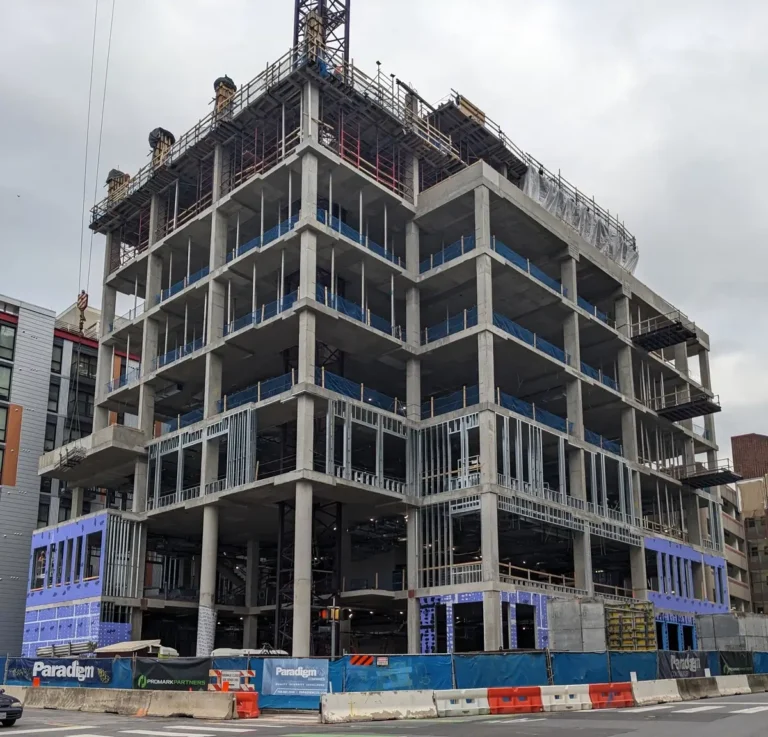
609, 651, 658, 682
343, 655, 453, 692
454, 653, 548, 688
707, 651, 721, 676
753, 652, 768, 674
552, 652, 609, 685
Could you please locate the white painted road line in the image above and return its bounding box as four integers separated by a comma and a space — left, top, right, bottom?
673, 706, 723, 713
626, 705, 676, 713
121, 732, 219, 737
3, 729, 100, 735
164, 728, 256, 734
730, 706, 768, 714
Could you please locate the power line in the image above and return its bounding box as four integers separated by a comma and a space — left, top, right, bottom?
86, 0, 117, 295
77, 0, 100, 294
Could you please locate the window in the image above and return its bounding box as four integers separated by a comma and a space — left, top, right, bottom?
35, 499, 50, 528
47, 543, 56, 588
44, 418, 57, 452
0, 365, 11, 401
73, 354, 98, 379
751, 546, 759, 558
0, 324, 15, 361
73, 537, 82, 583
64, 539, 73, 585
0, 404, 6, 442
747, 518, 756, 528
51, 343, 63, 374
84, 531, 102, 579
58, 496, 71, 523
32, 547, 47, 589
69, 389, 94, 418
48, 382, 60, 413
40, 476, 51, 494
55, 543, 65, 586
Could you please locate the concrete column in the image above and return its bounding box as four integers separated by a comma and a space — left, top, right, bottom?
204, 277, 226, 417
301, 150, 318, 216
478, 409, 497, 485
699, 350, 712, 391
204, 353, 223, 419
481, 492, 499, 582
561, 255, 578, 302
196, 504, 219, 656
71, 487, 84, 519
406, 509, 420, 653
299, 231, 317, 301
211, 143, 224, 204
301, 81, 320, 140
406, 358, 421, 422
474, 185, 491, 251
200, 437, 219, 493
292, 481, 313, 656
132, 458, 149, 513
573, 530, 594, 594
476, 253, 493, 325
684, 494, 703, 545
406, 286, 420, 349
614, 293, 632, 338
621, 407, 638, 463
245, 539, 260, 607
483, 590, 502, 651
130, 607, 143, 641
630, 545, 648, 599
405, 221, 419, 274
296, 395, 315, 471
477, 333, 495, 404
148, 194, 161, 247
243, 616, 258, 650
569, 448, 586, 499
298, 311, 316, 384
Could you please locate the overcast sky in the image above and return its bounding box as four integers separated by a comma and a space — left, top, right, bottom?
1, 0, 766, 460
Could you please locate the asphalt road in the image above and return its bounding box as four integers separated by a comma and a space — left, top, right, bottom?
7, 691, 768, 737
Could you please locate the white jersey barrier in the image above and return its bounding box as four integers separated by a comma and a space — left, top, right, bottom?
433, 689, 490, 717
321, 690, 438, 723
631, 679, 682, 705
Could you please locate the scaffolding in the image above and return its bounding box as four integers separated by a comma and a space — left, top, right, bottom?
605, 601, 656, 651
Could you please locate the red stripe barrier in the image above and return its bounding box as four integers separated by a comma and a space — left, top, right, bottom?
488, 687, 543, 714
589, 682, 634, 709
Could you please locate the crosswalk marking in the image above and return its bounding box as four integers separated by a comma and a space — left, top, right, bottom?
1, 729, 98, 735
164, 728, 256, 734
730, 706, 768, 714
626, 705, 676, 713
674, 706, 726, 714
121, 731, 221, 737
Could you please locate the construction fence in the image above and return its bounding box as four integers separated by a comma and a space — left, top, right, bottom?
2, 651, 768, 709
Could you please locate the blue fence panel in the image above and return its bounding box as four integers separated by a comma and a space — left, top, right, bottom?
328, 658, 345, 693
707, 651, 721, 676
344, 655, 453, 692
5, 658, 124, 688
753, 652, 768, 674
551, 651, 610, 685
248, 657, 327, 710
0, 656, 5, 683
609, 651, 658, 682
112, 659, 133, 689
454, 653, 548, 688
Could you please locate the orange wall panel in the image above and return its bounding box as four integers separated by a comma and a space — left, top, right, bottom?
1, 404, 23, 486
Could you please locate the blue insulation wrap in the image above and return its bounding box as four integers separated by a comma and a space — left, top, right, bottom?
453, 653, 548, 688
707, 651, 721, 676
753, 652, 768, 674
609, 651, 658, 682
343, 655, 453, 692
551, 651, 609, 685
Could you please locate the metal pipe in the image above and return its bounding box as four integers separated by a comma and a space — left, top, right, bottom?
252, 262, 257, 314
187, 238, 191, 279
280, 249, 285, 303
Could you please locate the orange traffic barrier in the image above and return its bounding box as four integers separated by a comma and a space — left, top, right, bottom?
589, 682, 634, 709
488, 686, 543, 714
236, 692, 260, 719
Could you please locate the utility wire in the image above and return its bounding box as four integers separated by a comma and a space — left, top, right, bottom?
86, 0, 117, 295
77, 0, 100, 294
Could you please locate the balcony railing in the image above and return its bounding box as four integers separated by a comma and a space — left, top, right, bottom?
421, 385, 479, 420
316, 367, 406, 416
492, 237, 566, 295
422, 307, 478, 344
580, 361, 619, 391
497, 390, 573, 434
107, 303, 144, 334
419, 235, 475, 273
217, 372, 296, 413
154, 336, 205, 370
314, 285, 403, 340
577, 296, 610, 325
224, 292, 297, 336
106, 366, 141, 393
157, 266, 210, 304
584, 428, 623, 456
148, 484, 202, 511
158, 408, 204, 436
317, 209, 404, 267
493, 312, 570, 364
226, 215, 299, 262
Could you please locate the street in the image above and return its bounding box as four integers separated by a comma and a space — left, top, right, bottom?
8, 691, 768, 737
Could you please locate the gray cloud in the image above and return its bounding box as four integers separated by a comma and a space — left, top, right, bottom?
1, 0, 765, 457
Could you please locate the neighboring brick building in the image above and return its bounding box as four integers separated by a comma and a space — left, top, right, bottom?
733, 433, 768, 480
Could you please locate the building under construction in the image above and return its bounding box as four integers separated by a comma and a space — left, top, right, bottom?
29, 1, 740, 657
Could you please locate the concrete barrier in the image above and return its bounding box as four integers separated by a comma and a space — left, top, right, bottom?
321, 691, 438, 723
715, 675, 751, 696
631, 679, 682, 706
487, 687, 543, 715
146, 691, 235, 720
676, 677, 719, 701
747, 674, 768, 693
0, 686, 28, 705
82, 688, 152, 716
540, 685, 592, 712
434, 689, 490, 717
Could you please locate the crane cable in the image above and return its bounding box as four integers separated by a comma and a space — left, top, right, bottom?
72, 0, 117, 441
